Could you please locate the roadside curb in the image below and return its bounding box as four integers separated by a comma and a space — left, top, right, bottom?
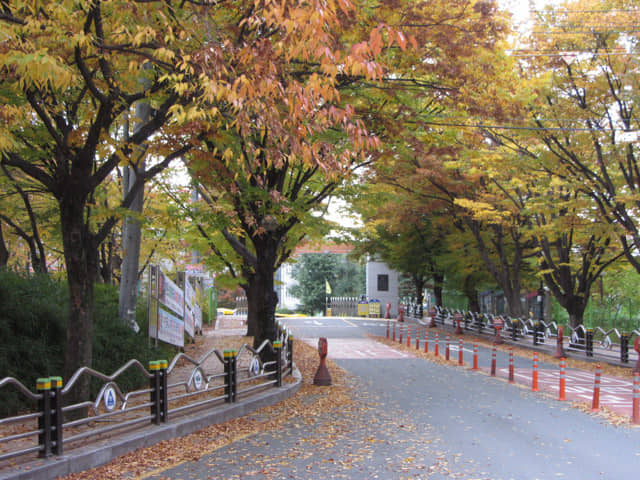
2, 368, 302, 480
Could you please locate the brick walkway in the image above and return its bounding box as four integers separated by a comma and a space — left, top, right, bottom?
302, 333, 638, 421
482, 366, 637, 417
212, 315, 247, 336
301, 337, 411, 359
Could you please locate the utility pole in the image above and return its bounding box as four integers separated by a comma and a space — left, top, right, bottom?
118, 68, 152, 332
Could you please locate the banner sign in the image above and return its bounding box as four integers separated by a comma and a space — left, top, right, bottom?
149, 265, 205, 348
185, 263, 204, 275
158, 270, 184, 317
158, 307, 185, 348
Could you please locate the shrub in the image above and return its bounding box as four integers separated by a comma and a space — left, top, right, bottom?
91, 283, 177, 398
0, 271, 175, 415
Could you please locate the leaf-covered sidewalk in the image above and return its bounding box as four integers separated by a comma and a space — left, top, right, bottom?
59, 329, 352, 480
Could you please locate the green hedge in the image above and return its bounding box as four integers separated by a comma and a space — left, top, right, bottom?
0, 270, 175, 416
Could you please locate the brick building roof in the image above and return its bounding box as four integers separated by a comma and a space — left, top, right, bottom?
293, 242, 354, 255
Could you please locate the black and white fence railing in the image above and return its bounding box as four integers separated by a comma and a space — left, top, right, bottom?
324, 296, 360, 317
0, 331, 294, 466
403, 305, 639, 365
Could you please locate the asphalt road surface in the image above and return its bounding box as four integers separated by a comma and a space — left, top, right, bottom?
142, 317, 640, 480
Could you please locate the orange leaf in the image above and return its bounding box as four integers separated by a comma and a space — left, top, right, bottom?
397, 31, 407, 50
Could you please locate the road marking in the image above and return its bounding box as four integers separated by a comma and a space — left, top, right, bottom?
484, 367, 636, 417
301, 338, 411, 359
304, 320, 325, 326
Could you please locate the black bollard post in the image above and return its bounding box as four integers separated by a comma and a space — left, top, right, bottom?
37, 377, 52, 458
621, 333, 630, 363
287, 335, 294, 372
50, 376, 63, 455
224, 350, 234, 402
274, 341, 283, 388
159, 359, 169, 422
149, 361, 161, 424
586, 329, 594, 357
231, 350, 238, 400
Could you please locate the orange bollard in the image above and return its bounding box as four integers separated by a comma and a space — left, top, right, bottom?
399, 324, 403, 344
558, 357, 567, 401
591, 364, 601, 412
508, 348, 514, 383
429, 307, 437, 328
416, 329, 420, 349
407, 325, 411, 347
458, 338, 464, 366
313, 337, 332, 386
454, 312, 464, 335
554, 326, 566, 359
445, 335, 450, 361
472, 341, 479, 371
532, 352, 539, 392
392, 322, 396, 342
633, 373, 639, 425
386, 320, 390, 339
490, 344, 497, 376
424, 330, 429, 353
435, 332, 439, 357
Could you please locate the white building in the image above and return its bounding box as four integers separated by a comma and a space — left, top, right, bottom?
365, 258, 400, 317
275, 262, 300, 311
275, 244, 401, 315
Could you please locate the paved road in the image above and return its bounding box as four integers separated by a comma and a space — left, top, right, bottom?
142, 317, 640, 479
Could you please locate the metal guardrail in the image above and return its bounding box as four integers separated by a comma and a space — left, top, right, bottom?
0, 325, 294, 468
404, 305, 640, 365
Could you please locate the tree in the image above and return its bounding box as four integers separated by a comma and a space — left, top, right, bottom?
181, 0, 408, 353
0, 222, 9, 268
528, 179, 623, 327
0, 0, 207, 401
588, 265, 640, 331
290, 253, 364, 315
350, 184, 448, 308
0, 165, 54, 273
462, 0, 637, 325
338, 0, 527, 312
333, 257, 366, 298
516, 0, 640, 274
455, 146, 623, 326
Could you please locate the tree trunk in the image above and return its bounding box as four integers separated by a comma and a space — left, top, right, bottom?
245, 269, 278, 362
503, 284, 523, 318
99, 234, 114, 284
27, 237, 48, 274
243, 238, 280, 362
556, 295, 588, 328
568, 312, 583, 329
466, 221, 528, 318
413, 275, 425, 306
433, 272, 444, 307
463, 275, 480, 312
60, 199, 97, 407
0, 222, 8, 268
